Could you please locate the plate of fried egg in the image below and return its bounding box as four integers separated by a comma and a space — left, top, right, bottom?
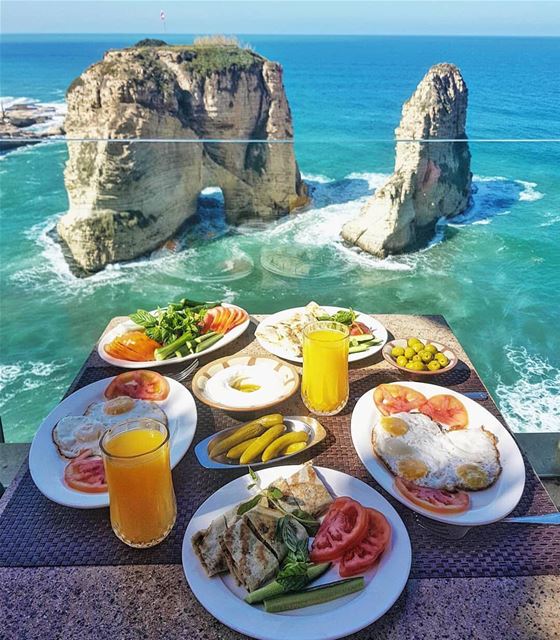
351, 382, 525, 525
29, 372, 197, 508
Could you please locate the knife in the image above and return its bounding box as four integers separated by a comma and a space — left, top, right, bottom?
503, 513, 560, 524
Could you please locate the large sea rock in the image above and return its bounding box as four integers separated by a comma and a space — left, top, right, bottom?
58, 41, 308, 272
341, 63, 472, 257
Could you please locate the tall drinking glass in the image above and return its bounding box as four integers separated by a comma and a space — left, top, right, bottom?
301, 320, 350, 416
100, 418, 176, 548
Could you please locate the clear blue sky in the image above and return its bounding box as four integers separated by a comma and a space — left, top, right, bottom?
2, 1, 560, 35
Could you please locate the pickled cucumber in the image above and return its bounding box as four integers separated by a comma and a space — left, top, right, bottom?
209, 414, 283, 457
239, 424, 286, 464
282, 441, 308, 455
261, 431, 308, 462
226, 437, 259, 459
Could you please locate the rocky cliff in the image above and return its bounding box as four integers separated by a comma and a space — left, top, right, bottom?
341, 63, 472, 257
58, 41, 308, 272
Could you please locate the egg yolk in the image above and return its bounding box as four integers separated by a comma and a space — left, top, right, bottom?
380, 416, 409, 436
457, 464, 489, 490
398, 458, 429, 480
104, 396, 135, 415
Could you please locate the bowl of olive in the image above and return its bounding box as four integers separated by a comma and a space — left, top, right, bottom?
382, 337, 458, 375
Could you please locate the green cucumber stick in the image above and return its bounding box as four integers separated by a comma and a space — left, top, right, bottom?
263, 577, 365, 613
244, 563, 330, 605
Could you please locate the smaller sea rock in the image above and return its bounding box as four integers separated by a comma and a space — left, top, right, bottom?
341, 63, 472, 257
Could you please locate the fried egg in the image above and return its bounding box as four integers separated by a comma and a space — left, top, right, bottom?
52, 416, 107, 458
372, 411, 501, 491
84, 396, 167, 427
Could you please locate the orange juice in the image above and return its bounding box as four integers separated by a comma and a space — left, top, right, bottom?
101, 419, 176, 548
302, 321, 349, 415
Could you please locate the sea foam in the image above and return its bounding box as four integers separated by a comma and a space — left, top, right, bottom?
495, 346, 560, 433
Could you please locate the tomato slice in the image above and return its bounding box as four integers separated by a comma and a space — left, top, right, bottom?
395, 477, 470, 514
201, 308, 219, 333
339, 508, 392, 577
310, 497, 370, 562
373, 384, 427, 416
420, 394, 469, 430
64, 452, 107, 493
104, 370, 170, 401
349, 321, 370, 336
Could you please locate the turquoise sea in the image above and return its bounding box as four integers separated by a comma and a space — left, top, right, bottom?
0, 35, 559, 442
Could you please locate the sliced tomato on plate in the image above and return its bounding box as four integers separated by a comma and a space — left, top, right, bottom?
349, 321, 371, 336
310, 497, 370, 562
373, 384, 427, 416
339, 508, 392, 577
395, 477, 470, 514
201, 307, 220, 333
105, 370, 170, 401
420, 394, 469, 430
64, 451, 107, 493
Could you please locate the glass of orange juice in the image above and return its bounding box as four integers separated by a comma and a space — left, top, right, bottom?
301, 320, 350, 416
100, 418, 176, 548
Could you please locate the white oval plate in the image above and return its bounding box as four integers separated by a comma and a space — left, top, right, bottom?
97, 302, 250, 369
255, 306, 388, 364
182, 465, 411, 640
29, 376, 197, 509
351, 381, 526, 526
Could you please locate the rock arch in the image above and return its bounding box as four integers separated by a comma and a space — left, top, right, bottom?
58, 42, 307, 272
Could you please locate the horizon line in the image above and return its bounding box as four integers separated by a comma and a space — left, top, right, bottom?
2, 32, 560, 38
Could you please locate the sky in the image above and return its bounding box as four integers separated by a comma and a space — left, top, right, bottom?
2, 1, 560, 36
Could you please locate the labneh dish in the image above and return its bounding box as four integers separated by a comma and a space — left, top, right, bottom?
191, 464, 392, 613
371, 384, 502, 514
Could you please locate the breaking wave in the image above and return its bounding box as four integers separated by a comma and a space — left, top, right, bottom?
495, 346, 560, 433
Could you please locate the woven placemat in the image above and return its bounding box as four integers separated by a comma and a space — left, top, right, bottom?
1, 357, 559, 577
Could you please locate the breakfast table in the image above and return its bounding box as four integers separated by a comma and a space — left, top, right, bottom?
1, 314, 559, 640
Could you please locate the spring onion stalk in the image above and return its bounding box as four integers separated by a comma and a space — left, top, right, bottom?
244, 563, 331, 605
195, 333, 224, 353
263, 577, 365, 613
154, 332, 196, 360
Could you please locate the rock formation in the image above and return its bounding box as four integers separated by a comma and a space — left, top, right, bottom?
0, 101, 64, 151
58, 41, 308, 272
341, 63, 471, 257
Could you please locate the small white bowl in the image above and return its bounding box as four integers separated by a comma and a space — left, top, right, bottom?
191, 355, 300, 413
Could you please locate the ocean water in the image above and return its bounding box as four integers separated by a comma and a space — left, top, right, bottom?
0, 35, 559, 442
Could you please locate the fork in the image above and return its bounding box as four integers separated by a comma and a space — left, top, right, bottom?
169, 359, 199, 383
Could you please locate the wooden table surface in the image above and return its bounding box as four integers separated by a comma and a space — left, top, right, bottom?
1, 314, 559, 640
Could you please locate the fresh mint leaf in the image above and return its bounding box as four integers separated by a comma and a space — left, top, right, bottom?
266, 486, 284, 500
276, 515, 299, 552
276, 561, 309, 592
236, 494, 262, 516
291, 509, 320, 535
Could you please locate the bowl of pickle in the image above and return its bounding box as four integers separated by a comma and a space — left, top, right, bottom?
382, 337, 458, 375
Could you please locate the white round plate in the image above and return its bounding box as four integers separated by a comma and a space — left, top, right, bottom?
255, 306, 388, 363
182, 465, 411, 640
29, 376, 197, 509
351, 381, 526, 526
97, 303, 250, 369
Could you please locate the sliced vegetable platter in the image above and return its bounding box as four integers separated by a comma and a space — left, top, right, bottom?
29, 375, 197, 509
98, 300, 250, 369
256, 306, 388, 364
182, 466, 411, 640
351, 381, 526, 526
